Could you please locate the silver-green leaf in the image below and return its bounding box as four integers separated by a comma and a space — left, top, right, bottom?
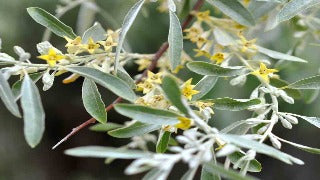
287, 75, 320, 90
114, 0, 145, 72
162, 75, 188, 115
108, 121, 160, 138
27, 7, 76, 39
89, 122, 122, 132
187, 62, 249, 77
192, 76, 218, 100
277, 0, 320, 23
65, 146, 149, 159
156, 130, 171, 153
82, 22, 106, 43
67, 66, 136, 102
206, 0, 255, 26
168, 11, 183, 70
206, 98, 261, 111
82, 78, 107, 124
257, 46, 307, 63
21, 74, 45, 148
219, 134, 304, 165
114, 104, 180, 125
0, 72, 21, 117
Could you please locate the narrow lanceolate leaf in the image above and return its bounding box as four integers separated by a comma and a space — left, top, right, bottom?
219, 134, 304, 165
228, 152, 262, 172
89, 122, 122, 132
214, 28, 235, 46
187, 62, 249, 77
117, 65, 136, 89
269, 78, 302, 99
162, 75, 188, 115
287, 75, 320, 90
67, 67, 136, 102
168, 11, 183, 70
287, 114, 320, 128
65, 146, 149, 159
203, 162, 257, 180
257, 46, 307, 63
12, 72, 44, 99
277, 0, 320, 23
114, 0, 145, 72
201, 164, 221, 180
156, 130, 171, 153
27, 7, 76, 39
82, 22, 106, 43
206, 0, 255, 26
192, 76, 218, 100
276, 136, 320, 155
205, 98, 261, 111
82, 78, 107, 124
21, 74, 45, 148
108, 121, 160, 138
114, 104, 180, 125
0, 72, 21, 117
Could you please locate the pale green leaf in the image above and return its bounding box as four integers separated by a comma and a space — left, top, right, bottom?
203, 162, 258, 180
156, 130, 171, 153
219, 134, 304, 165
187, 62, 249, 77
114, 0, 145, 72
213, 28, 234, 46
82, 22, 106, 43
257, 46, 307, 63
108, 121, 160, 138
206, 0, 255, 26
65, 146, 149, 159
276, 137, 320, 154
27, 7, 76, 39
117, 65, 136, 89
287, 75, 320, 90
114, 104, 180, 125
82, 78, 107, 124
0, 72, 21, 117
162, 75, 188, 115
249, 1, 280, 19
168, 11, 183, 70
205, 98, 261, 111
277, 0, 320, 23
21, 74, 45, 148
67, 66, 136, 102
192, 76, 218, 100
0, 53, 15, 62
201, 163, 221, 180
89, 122, 122, 132
228, 152, 262, 172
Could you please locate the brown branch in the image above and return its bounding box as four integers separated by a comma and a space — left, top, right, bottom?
52, 0, 205, 150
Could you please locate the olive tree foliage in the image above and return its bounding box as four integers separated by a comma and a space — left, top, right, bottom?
1, 0, 320, 179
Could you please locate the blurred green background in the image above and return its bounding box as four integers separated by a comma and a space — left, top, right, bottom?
0, 0, 319, 179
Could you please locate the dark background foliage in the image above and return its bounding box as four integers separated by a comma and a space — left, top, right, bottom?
0, 0, 319, 179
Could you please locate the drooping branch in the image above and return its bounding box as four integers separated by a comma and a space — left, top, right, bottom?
52, 0, 205, 150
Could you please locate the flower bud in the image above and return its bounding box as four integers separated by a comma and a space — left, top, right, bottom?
42, 71, 54, 91
279, 116, 292, 129
269, 135, 281, 149
279, 90, 294, 104
257, 125, 268, 134
282, 114, 298, 124
230, 75, 247, 86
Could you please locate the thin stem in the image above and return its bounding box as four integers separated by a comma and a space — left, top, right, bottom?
52, 0, 206, 149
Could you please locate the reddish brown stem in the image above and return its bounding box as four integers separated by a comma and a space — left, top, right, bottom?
52, 0, 205, 149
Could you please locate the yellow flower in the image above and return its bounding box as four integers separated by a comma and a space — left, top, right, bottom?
135, 58, 151, 71
37, 48, 65, 67
65, 36, 82, 47
210, 52, 226, 64
83, 37, 100, 54
181, 78, 199, 100
251, 63, 278, 83
135, 97, 149, 106
194, 10, 211, 22
194, 49, 211, 58
173, 65, 184, 74
137, 80, 154, 94
237, 34, 257, 53
195, 36, 208, 48
98, 36, 117, 52
243, 0, 251, 6
195, 101, 214, 114
146, 71, 163, 84
175, 116, 192, 130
